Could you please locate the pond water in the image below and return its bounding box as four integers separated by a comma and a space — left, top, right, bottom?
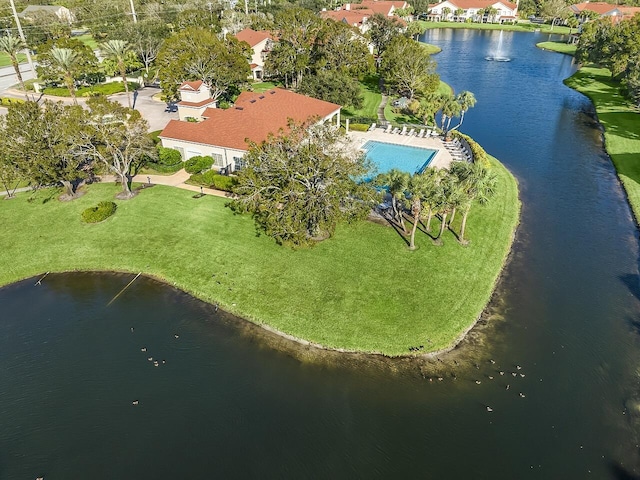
2, 29, 640, 479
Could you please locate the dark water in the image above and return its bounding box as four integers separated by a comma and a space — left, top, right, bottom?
2, 30, 640, 479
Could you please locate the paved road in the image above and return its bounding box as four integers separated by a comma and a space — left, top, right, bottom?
0, 64, 36, 93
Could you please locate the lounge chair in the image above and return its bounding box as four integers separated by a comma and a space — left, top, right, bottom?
384, 124, 392, 133
426, 129, 432, 137
368, 122, 377, 131
417, 129, 425, 138
407, 128, 415, 136
392, 127, 400, 134
400, 126, 407, 135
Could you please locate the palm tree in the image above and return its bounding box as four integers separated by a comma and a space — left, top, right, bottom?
406, 173, 429, 250
486, 7, 498, 23
449, 91, 477, 132
50, 47, 80, 104
439, 94, 461, 137
375, 169, 410, 233
434, 172, 464, 244
0, 35, 28, 95
442, 7, 451, 21
454, 8, 464, 21
450, 161, 497, 244
101, 40, 133, 108
419, 168, 441, 233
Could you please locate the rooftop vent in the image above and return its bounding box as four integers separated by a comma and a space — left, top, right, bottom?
235, 106, 244, 110
259, 95, 265, 99
269, 90, 276, 94
250, 99, 256, 103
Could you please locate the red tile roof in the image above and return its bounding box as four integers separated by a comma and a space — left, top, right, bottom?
179, 80, 203, 91
321, 9, 372, 24
361, 0, 407, 15
432, 0, 517, 11
235, 28, 273, 47
571, 2, 617, 14
160, 89, 341, 151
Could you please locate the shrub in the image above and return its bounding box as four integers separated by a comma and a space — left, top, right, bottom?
188, 171, 238, 192
157, 146, 182, 166
349, 123, 370, 132
184, 155, 214, 174
0, 97, 26, 106
450, 131, 491, 168
81, 201, 117, 223
149, 130, 162, 145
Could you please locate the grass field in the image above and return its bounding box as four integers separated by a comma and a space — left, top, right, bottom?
384, 81, 452, 125
0, 156, 519, 356
342, 75, 382, 120
0, 53, 27, 68
419, 20, 571, 34
76, 33, 99, 50
537, 41, 576, 56
565, 67, 640, 222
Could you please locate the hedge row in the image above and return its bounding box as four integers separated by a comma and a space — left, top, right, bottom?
450, 131, 491, 168
184, 155, 214, 174
0, 97, 26, 106
188, 170, 238, 192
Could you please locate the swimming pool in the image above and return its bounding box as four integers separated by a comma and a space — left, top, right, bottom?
362, 140, 437, 177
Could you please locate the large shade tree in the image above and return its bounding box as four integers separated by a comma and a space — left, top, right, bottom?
230, 121, 375, 246
380, 36, 439, 99
78, 97, 157, 199
157, 28, 250, 102
1, 100, 91, 198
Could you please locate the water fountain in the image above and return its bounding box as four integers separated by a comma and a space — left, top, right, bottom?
485, 30, 511, 61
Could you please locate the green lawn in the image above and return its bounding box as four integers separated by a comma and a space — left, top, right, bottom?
565, 67, 640, 222
0, 53, 27, 68
422, 42, 442, 55
537, 41, 576, 56
342, 75, 382, 120
43, 81, 138, 97
76, 33, 99, 50
250, 81, 280, 93
0, 156, 519, 356
419, 20, 571, 34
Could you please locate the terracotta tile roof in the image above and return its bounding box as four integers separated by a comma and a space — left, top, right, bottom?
321, 9, 373, 24
361, 0, 407, 15
432, 0, 517, 11
570, 2, 617, 14
160, 88, 341, 151
235, 28, 273, 47
179, 80, 204, 91
178, 98, 216, 108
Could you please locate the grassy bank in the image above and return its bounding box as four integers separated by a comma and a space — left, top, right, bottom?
419, 20, 570, 34
342, 75, 382, 120
0, 156, 519, 356
565, 67, 640, 221
0, 53, 27, 68
537, 41, 576, 55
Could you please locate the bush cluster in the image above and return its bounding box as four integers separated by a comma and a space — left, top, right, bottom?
184, 155, 214, 174
0, 97, 26, 106
188, 170, 238, 192
81, 201, 117, 223
349, 123, 370, 132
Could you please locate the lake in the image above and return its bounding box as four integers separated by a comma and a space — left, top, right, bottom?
2, 29, 640, 479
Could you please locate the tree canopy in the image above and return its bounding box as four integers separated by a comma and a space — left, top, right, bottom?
230, 122, 374, 246
380, 36, 439, 99
157, 28, 251, 102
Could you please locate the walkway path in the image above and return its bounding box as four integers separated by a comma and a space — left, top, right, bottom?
1, 170, 232, 199
378, 94, 389, 124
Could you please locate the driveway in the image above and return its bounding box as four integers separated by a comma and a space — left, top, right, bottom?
109, 87, 178, 132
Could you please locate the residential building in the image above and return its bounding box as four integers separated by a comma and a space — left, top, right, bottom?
19, 5, 74, 23
234, 28, 274, 80
427, 0, 518, 23
176, 81, 217, 121
320, 1, 408, 33
569, 2, 640, 23
159, 89, 341, 172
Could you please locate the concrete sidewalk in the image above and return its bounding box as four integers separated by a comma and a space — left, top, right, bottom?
1, 170, 234, 199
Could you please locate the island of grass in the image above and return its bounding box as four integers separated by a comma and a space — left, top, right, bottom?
0, 156, 519, 356
536, 41, 576, 56
564, 66, 640, 222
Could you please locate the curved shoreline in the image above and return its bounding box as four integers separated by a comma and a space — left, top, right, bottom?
0, 154, 519, 358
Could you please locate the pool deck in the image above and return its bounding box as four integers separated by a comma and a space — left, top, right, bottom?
348, 128, 454, 170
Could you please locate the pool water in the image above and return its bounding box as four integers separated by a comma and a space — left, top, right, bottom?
363, 140, 437, 176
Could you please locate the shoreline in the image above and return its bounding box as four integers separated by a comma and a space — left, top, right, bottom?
0, 153, 520, 359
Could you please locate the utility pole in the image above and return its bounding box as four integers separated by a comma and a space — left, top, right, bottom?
129, 0, 138, 23
8, 0, 36, 80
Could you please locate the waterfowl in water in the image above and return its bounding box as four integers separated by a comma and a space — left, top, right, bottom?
132, 400, 139, 405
